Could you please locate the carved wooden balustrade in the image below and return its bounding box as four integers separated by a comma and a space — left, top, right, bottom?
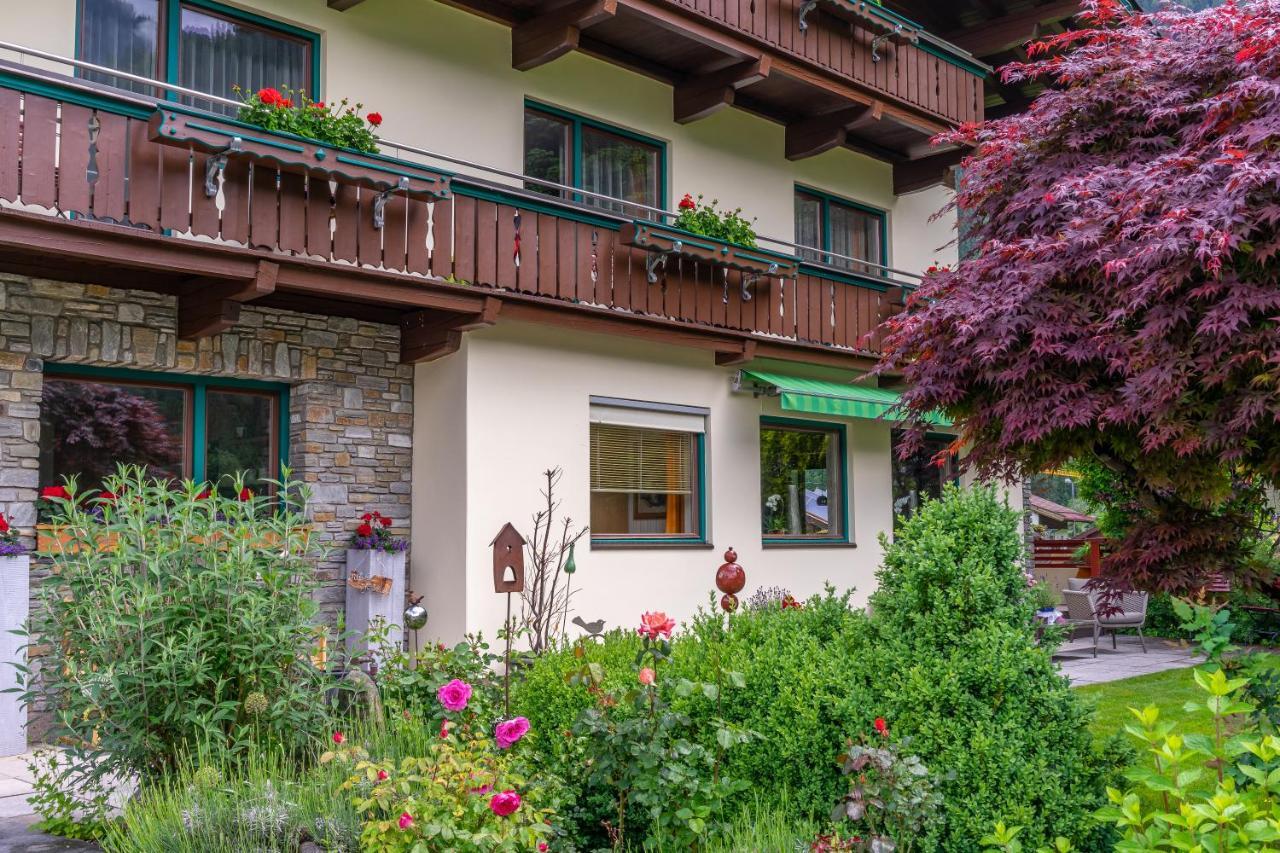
0, 82, 905, 360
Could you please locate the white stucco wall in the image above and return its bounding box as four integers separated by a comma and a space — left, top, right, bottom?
11, 0, 958, 273
411, 322, 896, 642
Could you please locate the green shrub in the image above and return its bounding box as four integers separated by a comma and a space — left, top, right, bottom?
23, 466, 337, 832
664, 590, 872, 818
860, 486, 1125, 851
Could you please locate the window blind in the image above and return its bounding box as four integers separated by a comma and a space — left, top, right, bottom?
590, 424, 694, 494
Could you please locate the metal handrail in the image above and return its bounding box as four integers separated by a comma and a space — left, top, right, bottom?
0, 39, 922, 285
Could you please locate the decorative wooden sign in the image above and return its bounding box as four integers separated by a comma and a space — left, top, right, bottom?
490, 522, 527, 593
348, 571, 394, 595
148, 106, 451, 228
619, 220, 799, 292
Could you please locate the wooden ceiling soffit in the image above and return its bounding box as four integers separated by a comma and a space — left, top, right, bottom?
400, 296, 502, 363
943, 0, 1082, 56
892, 148, 964, 195
785, 103, 881, 160
178, 260, 278, 340
673, 56, 771, 124
327, 0, 366, 9
512, 0, 619, 71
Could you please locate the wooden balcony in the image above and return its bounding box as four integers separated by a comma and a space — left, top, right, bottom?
431, 0, 986, 174
0, 71, 908, 369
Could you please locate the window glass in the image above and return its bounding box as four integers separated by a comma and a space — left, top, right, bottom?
524, 110, 572, 198
760, 424, 842, 538
590, 424, 699, 538
80, 0, 161, 94
891, 430, 958, 521
206, 389, 276, 496
793, 189, 885, 274
581, 125, 661, 213
38, 376, 188, 490
794, 192, 823, 264
178, 4, 312, 114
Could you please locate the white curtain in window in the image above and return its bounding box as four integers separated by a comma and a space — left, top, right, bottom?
80, 0, 160, 94
178, 5, 311, 114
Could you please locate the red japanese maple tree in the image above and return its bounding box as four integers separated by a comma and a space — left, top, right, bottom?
879, 0, 1280, 592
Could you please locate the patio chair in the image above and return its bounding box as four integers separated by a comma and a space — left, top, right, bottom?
1097, 591, 1149, 653
1059, 589, 1100, 658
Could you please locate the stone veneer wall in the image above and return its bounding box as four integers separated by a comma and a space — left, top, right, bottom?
0, 273, 414, 620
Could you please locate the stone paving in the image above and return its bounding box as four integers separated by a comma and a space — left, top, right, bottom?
1054, 636, 1204, 686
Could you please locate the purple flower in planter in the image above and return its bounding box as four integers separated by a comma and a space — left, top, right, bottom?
0, 542, 27, 557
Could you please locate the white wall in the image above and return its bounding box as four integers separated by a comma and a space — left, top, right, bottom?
412, 322, 895, 642
12, 0, 958, 274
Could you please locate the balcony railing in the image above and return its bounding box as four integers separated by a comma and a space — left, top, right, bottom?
0, 44, 920, 358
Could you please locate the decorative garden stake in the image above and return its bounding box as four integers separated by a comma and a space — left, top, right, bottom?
559, 541, 577, 638
716, 547, 745, 613
490, 522, 527, 716
0, 512, 28, 756
403, 592, 428, 664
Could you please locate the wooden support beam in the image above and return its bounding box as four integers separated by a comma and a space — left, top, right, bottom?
944, 0, 1082, 56
400, 297, 502, 363
327, 0, 366, 9
714, 340, 757, 366
893, 149, 965, 195
876, 286, 909, 324
673, 57, 771, 124
178, 261, 277, 340
511, 0, 618, 71
785, 104, 879, 161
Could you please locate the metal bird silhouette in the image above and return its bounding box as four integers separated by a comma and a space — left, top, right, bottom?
572, 615, 607, 640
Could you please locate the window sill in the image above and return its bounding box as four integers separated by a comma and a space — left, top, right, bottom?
590, 538, 714, 550
762, 539, 856, 549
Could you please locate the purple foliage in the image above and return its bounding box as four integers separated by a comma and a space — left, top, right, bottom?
877, 1, 1280, 592
0, 542, 27, 557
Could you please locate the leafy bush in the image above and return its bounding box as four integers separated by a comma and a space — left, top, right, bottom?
1144, 589, 1280, 646
235, 86, 382, 153
859, 486, 1125, 851
23, 466, 336, 831
664, 589, 872, 818
375, 633, 505, 729
829, 721, 944, 852
673, 193, 758, 248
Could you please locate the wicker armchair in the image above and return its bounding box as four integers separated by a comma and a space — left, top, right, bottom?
1097, 591, 1149, 653
1060, 589, 1100, 658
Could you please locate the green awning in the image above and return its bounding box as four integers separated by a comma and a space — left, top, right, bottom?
738, 370, 951, 426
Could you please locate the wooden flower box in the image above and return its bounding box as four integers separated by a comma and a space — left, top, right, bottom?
619, 220, 799, 289
148, 106, 452, 228
36, 524, 308, 555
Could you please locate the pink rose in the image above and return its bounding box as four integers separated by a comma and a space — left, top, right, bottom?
377, 769, 389, 781
495, 716, 530, 749
637, 611, 676, 641
332, 731, 344, 745
398, 811, 413, 830
638, 667, 655, 685
437, 678, 472, 712
490, 789, 521, 817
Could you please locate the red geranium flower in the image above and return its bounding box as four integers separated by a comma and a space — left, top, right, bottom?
356, 523, 374, 538
380, 516, 392, 528
678, 193, 696, 210
238, 488, 253, 502
361, 513, 373, 522
280, 98, 293, 109
256, 87, 282, 106
874, 717, 888, 737
367, 112, 383, 127
0, 513, 9, 533
40, 486, 70, 501
313, 101, 325, 110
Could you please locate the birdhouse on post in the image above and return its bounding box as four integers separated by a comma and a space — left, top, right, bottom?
490, 522, 526, 593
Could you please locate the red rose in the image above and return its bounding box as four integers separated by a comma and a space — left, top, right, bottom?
238, 488, 253, 502
356, 523, 374, 537
367, 112, 383, 127
678, 193, 696, 210
41, 486, 70, 501
332, 731, 345, 745
874, 717, 888, 737
380, 516, 392, 528
256, 87, 282, 106
0, 514, 9, 533
377, 769, 389, 781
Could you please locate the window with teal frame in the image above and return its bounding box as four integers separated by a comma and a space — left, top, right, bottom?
794, 185, 888, 277
760, 416, 849, 545
523, 101, 667, 215
76, 0, 321, 113
38, 364, 289, 497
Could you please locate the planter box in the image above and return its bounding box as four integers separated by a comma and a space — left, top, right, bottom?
0, 554, 28, 756
619, 220, 799, 286
36, 524, 308, 555
344, 549, 406, 662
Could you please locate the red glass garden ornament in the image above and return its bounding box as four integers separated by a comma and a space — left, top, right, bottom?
715, 547, 745, 595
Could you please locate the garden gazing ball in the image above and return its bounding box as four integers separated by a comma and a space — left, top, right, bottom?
404, 598, 428, 630
716, 547, 745, 595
